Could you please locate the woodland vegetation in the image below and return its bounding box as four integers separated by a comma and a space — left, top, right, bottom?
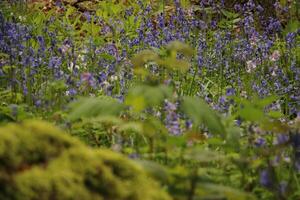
0, 0, 299, 199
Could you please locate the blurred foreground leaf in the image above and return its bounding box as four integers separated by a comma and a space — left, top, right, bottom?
158, 57, 191, 73
68, 96, 125, 121
125, 84, 172, 112
198, 183, 256, 200
137, 160, 170, 184
131, 50, 159, 68
181, 96, 225, 135
183, 148, 225, 163
166, 40, 194, 57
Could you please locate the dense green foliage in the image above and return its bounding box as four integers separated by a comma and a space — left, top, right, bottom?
0, 120, 171, 200
0, 0, 299, 199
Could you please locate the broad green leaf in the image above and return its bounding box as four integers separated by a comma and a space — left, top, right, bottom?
117, 122, 143, 135
198, 184, 256, 200
181, 97, 225, 135
99, 53, 115, 61
253, 95, 277, 108
142, 117, 168, 137
166, 135, 187, 147
137, 160, 170, 183
239, 106, 264, 122
283, 20, 300, 36
0, 112, 15, 123
65, 5, 76, 18
225, 125, 241, 151
68, 96, 125, 121
158, 57, 191, 72
133, 67, 149, 77
166, 40, 194, 57
125, 85, 172, 112
183, 148, 225, 163
267, 111, 284, 119
221, 9, 239, 19
260, 119, 289, 133
87, 116, 123, 127
131, 50, 159, 68
125, 95, 145, 112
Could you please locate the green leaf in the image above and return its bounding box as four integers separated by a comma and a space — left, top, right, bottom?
131, 50, 159, 68
225, 125, 241, 151
221, 9, 239, 19
166, 135, 187, 147
99, 53, 116, 61
181, 97, 225, 135
158, 57, 191, 73
183, 148, 225, 163
283, 20, 300, 36
267, 111, 284, 119
117, 122, 143, 135
239, 106, 265, 122
253, 95, 277, 108
87, 116, 123, 127
142, 117, 168, 137
0, 112, 15, 123
137, 160, 170, 183
125, 85, 172, 112
166, 40, 194, 57
198, 184, 256, 200
65, 5, 76, 18
68, 96, 125, 121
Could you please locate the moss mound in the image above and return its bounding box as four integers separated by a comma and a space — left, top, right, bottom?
0, 121, 171, 200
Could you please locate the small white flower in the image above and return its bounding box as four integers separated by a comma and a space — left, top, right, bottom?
246, 60, 257, 73
102, 81, 110, 86
110, 75, 118, 81
270, 50, 280, 62
82, 48, 89, 54
60, 44, 70, 54
240, 90, 248, 98
283, 156, 291, 163
78, 54, 85, 62
68, 62, 80, 72
18, 16, 25, 21
155, 111, 161, 117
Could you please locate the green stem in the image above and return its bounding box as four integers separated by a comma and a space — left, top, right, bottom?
188, 65, 198, 96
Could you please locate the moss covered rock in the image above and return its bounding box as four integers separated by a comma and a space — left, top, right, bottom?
0, 121, 171, 200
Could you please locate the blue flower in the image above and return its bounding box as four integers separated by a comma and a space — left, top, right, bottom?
276, 134, 289, 145
255, 137, 266, 147
260, 169, 275, 189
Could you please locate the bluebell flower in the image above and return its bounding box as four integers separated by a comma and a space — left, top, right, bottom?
255, 137, 266, 147
165, 100, 181, 135
226, 88, 235, 96
286, 32, 296, 48
260, 169, 275, 189
234, 4, 242, 12
256, 5, 264, 13
279, 181, 288, 196
276, 134, 289, 145
66, 88, 77, 96
83, 12, 91, 22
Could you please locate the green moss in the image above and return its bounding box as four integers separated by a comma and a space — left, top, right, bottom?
0, 121, 171, 200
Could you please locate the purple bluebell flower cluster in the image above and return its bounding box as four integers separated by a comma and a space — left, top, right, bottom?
0, 0, 299, 120
164, 100, 181, 135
